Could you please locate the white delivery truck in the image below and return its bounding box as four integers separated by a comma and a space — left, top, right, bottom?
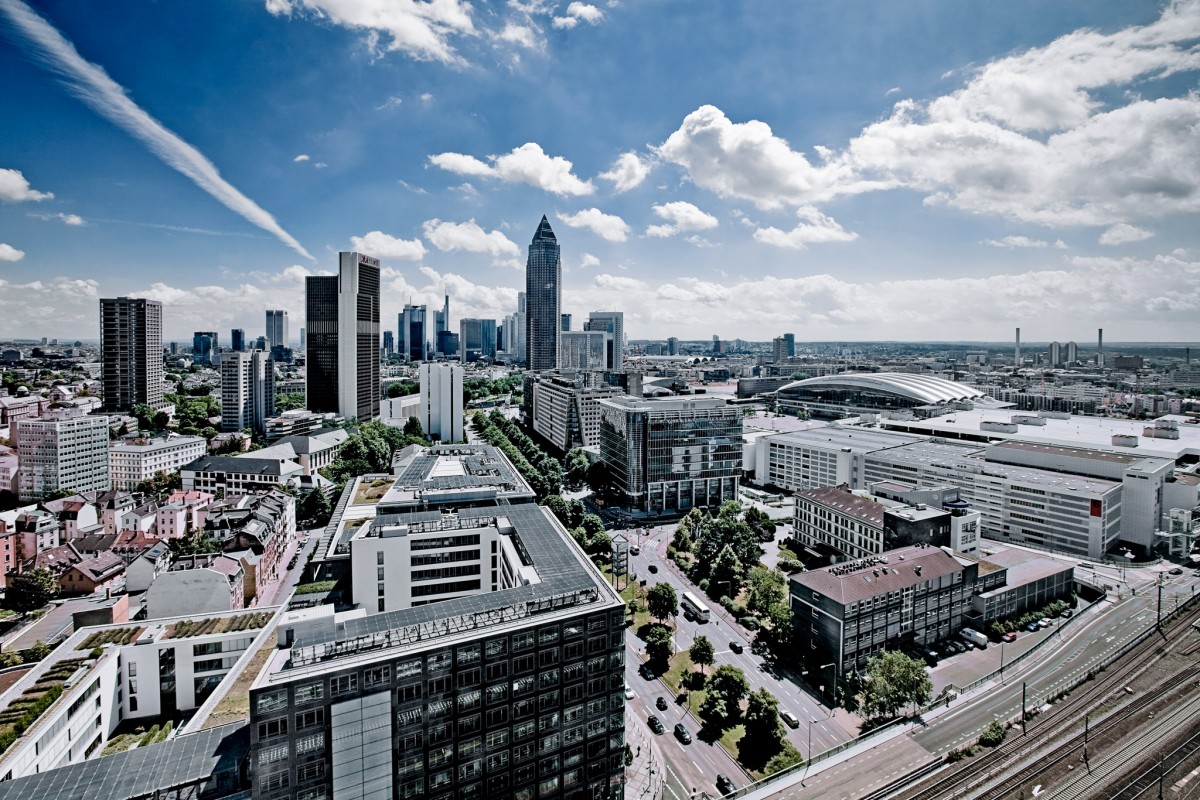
960, 628, 988, 649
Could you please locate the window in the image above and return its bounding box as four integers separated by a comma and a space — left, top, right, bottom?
294, 682, 323, 704
297, 762, 325, 782
486, 707, 509, 727
260, 744, 289, 765
457, 667, 481, 688
458, 689, 482, 712
487, 729, 510, 750
296, 709, 324, 730
257, 718, 288, 739
330, 673, 357, 697
397, 683, 422, 704
365, 665, 390, 687
296, 732, 324, 754
515, 720, 536, 741
127, 662, 137, 677
486, 661, 509, 682
486, 684, 508, 706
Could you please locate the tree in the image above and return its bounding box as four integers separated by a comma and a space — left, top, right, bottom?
152, 410, 171, 431
544, 494, 571, 527
861, 650, 932, 720
746, 566, 787, 615
689, 635, 715, 676
745, 506, 778, 542
979, 719, 1006, 748
644, 625, 673, 664
709, 545, 744, 600
580, 514, 606, 540
586, 531, 612, 560
299, 488, 332, 526
742, 688, 785, 750
564, 448, 590, 487
3, 567, 60, 614
585, 461, 611, 496
25, 640, 51, 662
758, 601, 795, 662
700, 664, 749, 724
646, 583, 678, 625
276, 391, 307, 411
403, 416, 425, 438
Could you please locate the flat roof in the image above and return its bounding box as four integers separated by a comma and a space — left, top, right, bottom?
870, 440, 1120, 493
791, 545, 964, 605
797, 486, 886, 528
380, 444, 535, 507
971, 545, 1075, 593
762, 426, 924, 455
878, 410, 1200, 460
988, 439, 1140, 465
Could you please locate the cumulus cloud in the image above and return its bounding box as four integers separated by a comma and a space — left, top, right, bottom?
0, 0, 313, 259
753, 206, 858, 249
429, 142, 594, 196
0, 275, 100, 336
0, 167, 53, 202
264, 0, 476, 65
982, 235, 1067, 249
599, 151, 650, 192
1099, 223, 1154, 246
553, 2, 603, 29
579, 252, 600, 269
293, 154, 310, 162
29, 211, 85, 226
655, 4, 1200, 232
422, 218, 519, 259
556, 208, 630, 241
497, 21, 540, 50
0, 243, 26, 261
645, 201, 719, 238
349, 230, 427, 260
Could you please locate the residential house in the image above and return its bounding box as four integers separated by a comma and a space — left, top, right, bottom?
98, 490, 136, 534
56, 500, 100, 540
205, 490, 295, 593
21, 543, 82, 580
59, 551, 126, 595
125, 541, 172, 593
144, 554, 244, 619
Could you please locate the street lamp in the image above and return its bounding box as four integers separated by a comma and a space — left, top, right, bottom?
801, 717, 822, 786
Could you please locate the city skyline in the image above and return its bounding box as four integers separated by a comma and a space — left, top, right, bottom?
1, 1, 1199, 342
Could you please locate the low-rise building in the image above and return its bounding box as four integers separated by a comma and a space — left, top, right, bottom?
109, 435, 207, 491
59, 551, 126, 595
145, 553, 246, 619
181, 455, 303, 494
124, 540, 172, 593
206, 490, 295, 590
248, 427, 348, 476
263, 408, 340, 441
380, 443, 535, 513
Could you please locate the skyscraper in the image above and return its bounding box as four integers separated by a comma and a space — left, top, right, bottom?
382, 330, 395, 359
220, 350, 275, 434
192, 331, 218, 366
265, 309, 289, 349
525, 215, 561, 371
305, 252, 381, 420
586, 311, 625, 370
418, 361, 464, 442
100, 297, 164, 412
433, 292, 449, 348
459, 318, 497, 363
561, 313, 571, 331
398, 304, 428, 362
230, 328, 246, 353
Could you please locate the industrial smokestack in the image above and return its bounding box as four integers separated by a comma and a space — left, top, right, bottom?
1097, 328, 1104, 367
1015, 327, 1021, 367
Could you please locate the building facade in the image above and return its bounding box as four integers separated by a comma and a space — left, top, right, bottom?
399, 304, 428, 362
266, 310, 289, 350
525, 216, 561, 372
525, 373, 624, 453
100, 297, 164, 413
418, 361, 464, 443
584, 312, 624, 371
597, 396, 742, 517
109, 435, 207, 491
306, 252, 381, 421
16, 408, 111, 501
559, 331, 606, 371
192, 331, 219, 367
222, 350, 277, 435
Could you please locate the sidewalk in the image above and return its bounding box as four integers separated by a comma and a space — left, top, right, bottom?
625, 708, 666, 799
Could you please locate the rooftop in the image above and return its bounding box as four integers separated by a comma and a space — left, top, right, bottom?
796, 486, 886, 528
763, 425, 924, 454
791, 545, 965, 605
380, 443, 535, 508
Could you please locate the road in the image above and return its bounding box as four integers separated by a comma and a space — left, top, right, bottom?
618, 521, 854, 799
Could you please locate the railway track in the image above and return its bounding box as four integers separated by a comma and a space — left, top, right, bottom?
1106, 726, 1200, 800
898, 603, 1200, 800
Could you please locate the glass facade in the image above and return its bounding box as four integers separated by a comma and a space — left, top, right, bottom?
305, 276, 339, 414
525, 217, 561, 372
250, 608, 626, 800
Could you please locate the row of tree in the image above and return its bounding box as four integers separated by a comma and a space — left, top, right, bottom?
471, 410, 562, 500
320, 419, 429, 485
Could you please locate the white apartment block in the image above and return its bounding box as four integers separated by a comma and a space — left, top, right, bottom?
753, 427, 923, 492
220, 350, 275, 435
16, 408, 111, 501
109, 435, 207, 490
418, 361, 464, 443
527, 374, 623, 452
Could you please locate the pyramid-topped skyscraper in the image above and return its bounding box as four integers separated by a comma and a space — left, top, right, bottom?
525, 215, 561, 371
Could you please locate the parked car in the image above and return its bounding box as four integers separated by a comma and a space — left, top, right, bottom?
630, 546, 640, 555
1002, 631, 1018, 642
648, 715, 665, 735
1024, 621, 1041, 632
729, 641, 744, 654
1169, 567, 1184, 575
624, 684, 635, 700
1038, 618, 1053, 629
674, 723, 692, 744
648, 564, 658, 574
716, 775, 737, 795
780, 710, 800, 728
922, 648, 940, 666
656, 696, 668, 711
1060, 609, 1074, 619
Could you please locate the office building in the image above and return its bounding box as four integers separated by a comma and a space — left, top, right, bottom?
399, 304, 428, 362
192, 331, 218, 367
109, 435, 207, 491
434, 292, 450, 345
771, 333, 795, 363
597, 396, 742, 516
792, 485, 954, 562
418, 361, 465, 443
1048, 341, 1062, 367
525, 216, 561, 371
305, 252, 381, 421
382, 330, 395, 359
16, 406, 111, 501
249, 502, 626, 800
460, 318, 497, 363
231, 328, 247, 353
221, 350, 277, 435
266, 310, 289, 349
751, 427, 924, 492
100, 297, 164, 412
585, 312, 624, 371
561, 313, 571, 332
559, 331, 607, 371
525, 372, 625, 452
438, 330, 460, 359
1065, 341, 1078, 364
667, 337, 679, 356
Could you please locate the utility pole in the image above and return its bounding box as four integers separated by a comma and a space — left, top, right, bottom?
1157, 572, 1164, 630
1083, 714, 1089, 771
1022, 682, 1027, 736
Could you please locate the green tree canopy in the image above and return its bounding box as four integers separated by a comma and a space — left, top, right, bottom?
861, 650, 932, 720
689, 635, 715, 676
709, 545, 744, 600
644, 624, 673, 664
746, 566, 787, 615
3, 567, 60, 614
700, 664, 749, 725
564, 448, 590, 487
646, 583, 678, 625
742, 688, 785, 750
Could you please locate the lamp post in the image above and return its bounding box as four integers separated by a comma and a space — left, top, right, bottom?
1000, 640, 1006, 683
802, 717, 822, 786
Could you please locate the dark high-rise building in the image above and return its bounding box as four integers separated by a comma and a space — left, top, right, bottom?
525, 215, 561, 371
192, 331, 218, 366
382, 330, 395, 359
305, 252, 381, 420
231, 328, 246, 353
100, 297, 164, 412
459, 319, 497, 363
437, 330, 459, 358
265, 309, 289, 349
561, 313, 571, 332
399, 304, 428, 362
434, 292, 449, 346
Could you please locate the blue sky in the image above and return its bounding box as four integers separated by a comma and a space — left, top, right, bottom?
1, 0, 1199, 343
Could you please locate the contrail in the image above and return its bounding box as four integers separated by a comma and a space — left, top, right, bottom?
0, 0, 314, 261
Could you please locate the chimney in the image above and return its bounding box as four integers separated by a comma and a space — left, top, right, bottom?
1097, 328, 1104, 367
1015, 327, 1021, 367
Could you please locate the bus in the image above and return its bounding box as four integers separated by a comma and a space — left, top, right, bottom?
680, 590, 711, 623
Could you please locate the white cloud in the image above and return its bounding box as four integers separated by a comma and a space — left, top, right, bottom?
375, 96, 403, 110
314, 162, 328, 169
645, 201, 718, 237
1099, 223, 1154, 246
579, 252, 600, 269
598, 152, 650, 192
350, 230, 427, 260
264, 0, 476, 65
0, 275, 100, 336
982, 235, 1067, 249
293, 153, 310, 162
553, 1, 603, 28
422, 218, 519, 259
0, 167, 53, 202
0, 243, 26, 261
0, 0, 313, 259
556, 208, 630, 242
753, 206, 858, 249
655, 4, 1200, 231
429, 142, 594, 196
420, 92, 434, 103
29, 212, 86, 226
885, 87, 901, 96
497, 21, 540, 49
